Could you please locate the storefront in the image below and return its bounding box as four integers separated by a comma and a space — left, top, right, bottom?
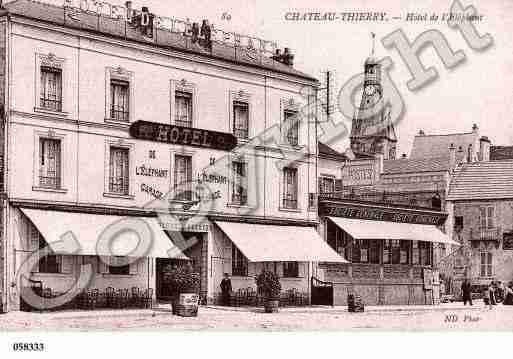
317, 199, 459, 305
208, 220, 346, 305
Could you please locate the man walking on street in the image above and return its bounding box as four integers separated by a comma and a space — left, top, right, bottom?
461, 279, 473, 306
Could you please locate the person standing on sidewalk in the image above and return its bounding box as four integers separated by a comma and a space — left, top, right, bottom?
220, 273, 232, 306
461, 279, 473, 306
484, 282, 495, 310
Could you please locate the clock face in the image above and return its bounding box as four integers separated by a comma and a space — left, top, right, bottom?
364, 85, 375, 95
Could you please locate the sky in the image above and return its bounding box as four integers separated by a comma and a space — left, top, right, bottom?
23, 0, 513, 156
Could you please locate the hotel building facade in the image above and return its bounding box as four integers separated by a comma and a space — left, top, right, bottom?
0, 0, 345, 312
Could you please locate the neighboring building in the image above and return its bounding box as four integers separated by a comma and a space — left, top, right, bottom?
490, 145, 513, 161
446, 160, 513, 294
314, 51, 457, 306
0, 0, 345, 312
349, 56, 397, 160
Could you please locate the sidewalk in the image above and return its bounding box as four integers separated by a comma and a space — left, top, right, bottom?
206, 301, 484, 314
0, 300, 484, 323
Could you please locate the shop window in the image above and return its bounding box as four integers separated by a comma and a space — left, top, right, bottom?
231, 161, 247, 205
108, 257, 130, 275
480, 206, 495, 229
110, 79, 130, 121
175, 90, 193, 127
283, 167, 298, 209
383, 240, 392, 264
319, 176, 335, 194
233, 101, 249, 139
419, 242, 431, 265
391, 240, 401, 264
283, 262, 299, 278
39, 138, 61, 189
412, 241, 420, 265
283, 109, 299, 146
352, 239, 361, 263
454, 216, 464, 230
232, 245, 248, 276
174, 155, 192, 201
40, 66, 62, 112
399, 241, 410, 264
109, 147, 129, 195
38, 237, 61, 274
480, 252, 493, 277
369, 240, 380, 264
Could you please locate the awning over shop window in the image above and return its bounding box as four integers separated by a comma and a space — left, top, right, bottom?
21, 208, 189, 259
214, 221, 347, 263
327, 217, 460, 245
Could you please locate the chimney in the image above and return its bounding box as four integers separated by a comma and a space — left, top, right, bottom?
472, 123, 479, 134
401, 153, 407, 159
282, 48, 294, 67
418, 130, 425, 136
456, 145, 466, 165
479, 136, 491, 161
449, 143, 456, 171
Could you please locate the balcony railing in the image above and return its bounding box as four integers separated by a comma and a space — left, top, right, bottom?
470, 227, 502, 241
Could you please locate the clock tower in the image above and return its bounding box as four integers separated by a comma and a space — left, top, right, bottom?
350, 34, 397, 159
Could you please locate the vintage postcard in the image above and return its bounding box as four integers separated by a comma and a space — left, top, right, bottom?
0, 0, 511, 354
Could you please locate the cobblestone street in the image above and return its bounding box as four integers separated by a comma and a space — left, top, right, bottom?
1, 302, 512, 331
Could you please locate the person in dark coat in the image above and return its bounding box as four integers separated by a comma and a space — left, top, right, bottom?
220, 273, 232, 306
503, 282, 513, 305
461, 279, 473, 306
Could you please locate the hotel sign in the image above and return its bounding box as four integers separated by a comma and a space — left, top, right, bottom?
129, 121, 237, 151
321, 203, 446, 226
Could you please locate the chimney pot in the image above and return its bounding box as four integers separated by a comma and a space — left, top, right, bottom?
418, 130, 425, 136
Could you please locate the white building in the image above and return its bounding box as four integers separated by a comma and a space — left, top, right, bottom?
0, 0, 343, 312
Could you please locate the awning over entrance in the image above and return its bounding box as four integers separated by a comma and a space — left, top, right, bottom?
21, 208, 189, 259
327, 217, 460, 245
214, 221, 347, 263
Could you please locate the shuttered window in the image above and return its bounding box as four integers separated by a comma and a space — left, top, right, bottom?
233, 101, 249, 139
175, 91, 192, 127
39, 138, 61, 189
283, 167, 298, 209
480, 252, 493, 277
40, 66, 62, 111
480, 206, 495, 229
284, 110, 299, 146
109, 147, 129, 195
110, 79, 129, 121
174, 155, 192, 201
231, 161, 247, 205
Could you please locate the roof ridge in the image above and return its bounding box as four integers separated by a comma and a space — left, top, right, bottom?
414, 132, 475, 138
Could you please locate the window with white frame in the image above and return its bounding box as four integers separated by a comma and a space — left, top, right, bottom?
480, 251, 493, 277
283, 262, 299, 278
110, 79, 130, 121
39, 138, 61, 189
283, 167, 298, 209
109, 147, 130, 195
232, 245, 248, 276
231, 160, 247, 205
319, 176, 335, 193
175, 91, 193, 127
480, 206, 495, 229
40, 66, 62, 112
233, 101, 249, 139
283, 109, 299, 146
174, 155, 192, 201
108, 257, 130, 275
38, 235, 61, 274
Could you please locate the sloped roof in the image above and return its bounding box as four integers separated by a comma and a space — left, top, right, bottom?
447, 160, 513, 201
490, 146, 513, 161
410, 132, 478, 159
383, 156, 450, 174
318, 142, 348, 161
3, 0, 317, 82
